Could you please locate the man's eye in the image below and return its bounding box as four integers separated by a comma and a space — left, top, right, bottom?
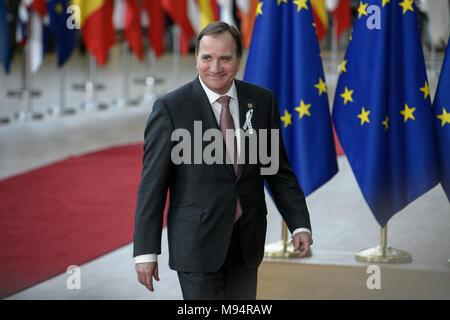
202, 56, 211, 61
221, 57, 231, 61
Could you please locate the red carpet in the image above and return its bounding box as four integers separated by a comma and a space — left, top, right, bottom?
0, 144, 167, 299
0, 137, 341, 299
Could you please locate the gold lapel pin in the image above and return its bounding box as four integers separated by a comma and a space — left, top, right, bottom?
248, 103, 253, 109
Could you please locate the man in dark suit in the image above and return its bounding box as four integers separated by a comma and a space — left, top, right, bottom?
134, 21, 313, 300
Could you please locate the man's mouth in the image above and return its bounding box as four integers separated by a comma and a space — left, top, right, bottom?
208, 74, 226, 78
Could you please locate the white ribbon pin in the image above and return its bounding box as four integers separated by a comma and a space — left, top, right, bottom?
243, 109, 254, 134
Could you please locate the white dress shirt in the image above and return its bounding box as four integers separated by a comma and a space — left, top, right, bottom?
134, 78, 311, 264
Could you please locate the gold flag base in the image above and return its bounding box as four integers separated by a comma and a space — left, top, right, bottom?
355, 225, 412, 264
264, 240, 312, 259
355, 245, 412, 263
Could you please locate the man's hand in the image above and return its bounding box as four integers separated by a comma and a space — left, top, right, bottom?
291, 232, 313, 258
135, 262, 159, 292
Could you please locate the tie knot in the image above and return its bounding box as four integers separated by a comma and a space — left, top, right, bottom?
217, 95, 231, 108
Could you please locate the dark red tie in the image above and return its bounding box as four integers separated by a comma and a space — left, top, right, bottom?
217, 96, 242, 222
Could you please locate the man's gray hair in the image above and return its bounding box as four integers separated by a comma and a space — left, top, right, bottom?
195, 21, 243, 59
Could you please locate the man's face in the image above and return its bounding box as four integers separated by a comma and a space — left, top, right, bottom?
196, 32, 241, 95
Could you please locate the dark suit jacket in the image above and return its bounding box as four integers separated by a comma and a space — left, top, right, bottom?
133, 76, 311, 272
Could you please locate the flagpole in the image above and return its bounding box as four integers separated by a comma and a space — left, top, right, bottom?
73, 53, 106, 109
7, 46, 41, 99
123, 41, 131, 105
147, 47, 164, 91
48, 64, 76, 115
145, 47, 157, 100
355, 224, 412, 263
172, 24, 181, 89
429, 42, 437, 79
17, 10, 43, 122
115, 38, 143, 108
330, 15, 338, 82
81, 53, 108, 111
134, 42, 163, 103
148, 47, 162, 84
82, 53, 97, 111
113, 40, 132, 107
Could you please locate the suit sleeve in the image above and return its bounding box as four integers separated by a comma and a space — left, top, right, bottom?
133, 99, 174, 257
264, 91, 312, 233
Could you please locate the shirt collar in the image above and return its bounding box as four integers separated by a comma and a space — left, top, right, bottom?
198, 76, 238, 104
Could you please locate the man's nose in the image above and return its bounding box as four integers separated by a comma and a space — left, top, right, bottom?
210, 59, 221, 72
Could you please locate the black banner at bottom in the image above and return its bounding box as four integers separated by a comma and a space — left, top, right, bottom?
0, 300, 441, 318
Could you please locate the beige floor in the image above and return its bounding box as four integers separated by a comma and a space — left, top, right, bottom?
1, 45, 449, 300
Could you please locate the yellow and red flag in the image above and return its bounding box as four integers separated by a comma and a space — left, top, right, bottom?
72, 0, 116, 66
198, 0, 219, 29
311, 0, 328, 42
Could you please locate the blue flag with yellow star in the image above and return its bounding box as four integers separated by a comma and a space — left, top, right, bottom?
244, 0, 338, 196
433, 38, 450, 201
332, 0, 439, 226
47, 0, 76, 67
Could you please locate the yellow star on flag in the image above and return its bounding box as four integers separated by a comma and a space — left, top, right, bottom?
382, 115, 389, 131
400, 103, 416, 122
437, 107, 450, 127
281, 109, 292, 127
382, 0, 390, 7
293, 0, 308, 12
419, 81, 430, 99
277, 0, 287, 5
399, 0, 414, 14
314, 77, 327, 96
357, 107, 371, 126
339, 59, 347, 74
357, 2, 368, 19
340, 86, 354, 105
295, 100, 312, 119
256, 1, 263, 17
55, 3, 64, 14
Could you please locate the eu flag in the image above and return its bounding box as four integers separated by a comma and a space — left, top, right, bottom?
332, 0, 439, 227
47, 0, 76, 67
0, 0, 10, 73
433, 38, 450, 201
244, 0, 338, 196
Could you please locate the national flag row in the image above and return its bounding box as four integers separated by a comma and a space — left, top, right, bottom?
0, 0, 354, 74
245, 0, 449, 227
